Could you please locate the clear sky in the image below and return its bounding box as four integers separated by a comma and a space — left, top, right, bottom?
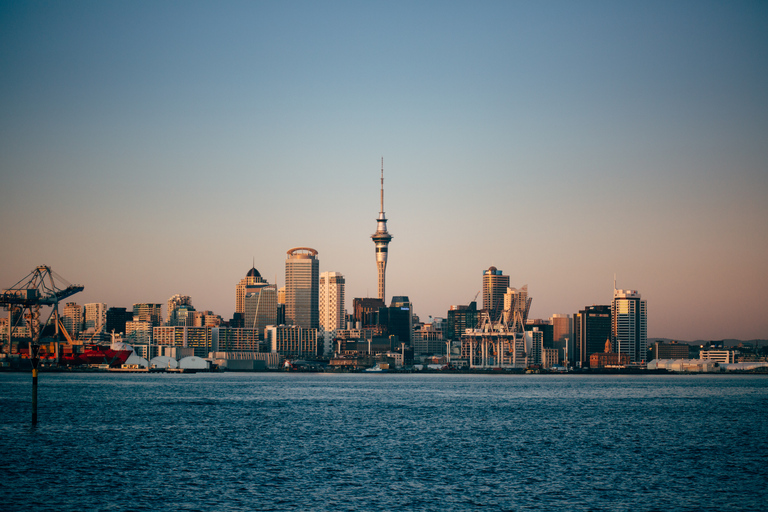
1, 1, 767, 341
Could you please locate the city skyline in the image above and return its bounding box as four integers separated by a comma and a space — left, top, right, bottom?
1, 2, 767, 341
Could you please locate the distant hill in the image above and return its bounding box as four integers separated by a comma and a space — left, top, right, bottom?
649, 338, 768, 348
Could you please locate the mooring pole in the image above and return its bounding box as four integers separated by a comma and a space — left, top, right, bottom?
31, 342, 39, 425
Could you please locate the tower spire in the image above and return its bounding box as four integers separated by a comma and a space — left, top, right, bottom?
380, 157, 384, 215
371, 158, 393, 302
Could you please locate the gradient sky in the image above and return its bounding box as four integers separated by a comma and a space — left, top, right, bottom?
1, 1, 767, 341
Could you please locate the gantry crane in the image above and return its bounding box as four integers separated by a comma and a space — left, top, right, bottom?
1, 265, 83, 424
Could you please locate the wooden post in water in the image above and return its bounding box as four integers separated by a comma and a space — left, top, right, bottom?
31, 342, 39, 425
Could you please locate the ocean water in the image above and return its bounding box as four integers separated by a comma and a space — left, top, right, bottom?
1, 372, 766, 511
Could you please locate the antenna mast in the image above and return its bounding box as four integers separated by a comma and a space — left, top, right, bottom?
380, 157, 384, 214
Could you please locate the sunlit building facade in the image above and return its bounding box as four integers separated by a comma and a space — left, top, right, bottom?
285, 248, 319, 329
244, 284, 278, 339
483, 267, 509, 323
235, 267, 267, 316
319, 271, 346, 333
611, 289, 647, 364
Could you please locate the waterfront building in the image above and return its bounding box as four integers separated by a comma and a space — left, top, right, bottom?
446, 302, 478, 340
211, 327, 263, 352
266, 325, 319, 359
211, 351, 281, 370
542, 348, 559, 369
285, 248, 319, 329
611, 289, 648, 363
132, 303, 163, 327
243, 284, 277, 339
483, 267, 510, 323
371, 158, 393, 302
319, 271, 346, 333
574, 305, 611, 368
529, 327, 544, 365
235, 267, 267, 316
590, 339, 630, 368
61, 302, 83, 339
649, 341, 690, 360
699, 350, 736, 364
83, 303, 107, 332
153, 326, 212, 358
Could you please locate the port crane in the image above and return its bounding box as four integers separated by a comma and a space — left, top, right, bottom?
1, 265, 83, 424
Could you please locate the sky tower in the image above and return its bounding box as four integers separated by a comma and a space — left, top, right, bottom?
371, 157, 392, 302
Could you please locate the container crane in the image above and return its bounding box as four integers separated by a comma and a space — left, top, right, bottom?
1, 265, 83, 424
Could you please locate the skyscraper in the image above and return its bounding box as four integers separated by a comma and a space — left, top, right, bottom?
236, 267, 267, 316
319, 271, 346, 332
446, 301, 478, 341
132, 303, 163, 327
503, 285, 531, 331
285, 247, 319, 329
371, 158, 392, 302
574, 305, 611, 368
83, 303, 107, 332
483, 267, 509, 322
167, 295, 193, 326
612, 289, 648, 363
62, 302, 82, 339
244, 284, 277, 339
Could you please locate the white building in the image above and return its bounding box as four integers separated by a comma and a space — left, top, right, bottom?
62, 302, 83, 339
84, 303, 107, 332
699, 350, 735, 364
319, 271, 346, 333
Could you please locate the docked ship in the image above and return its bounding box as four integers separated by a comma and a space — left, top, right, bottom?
58, 342, 134, 367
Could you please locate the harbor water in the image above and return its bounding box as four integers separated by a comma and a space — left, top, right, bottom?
1, 372, 766, 511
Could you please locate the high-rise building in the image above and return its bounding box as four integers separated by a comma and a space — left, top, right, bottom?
379, 296, 413, 347
132, 303, 163, 327
106, 307, 133, 335
244, 284, 277, 339
612, 289, 647, 364
353, 297, 385, 329
266, 325, 319, 358
62, 302, 83, 339
550, 313, 572, 364
84, 303, 107, 332
236, 267, 267, 316
371, 158, 393, 302
167, 295, 193, 326
446, 301, 478, 340
285, 247, 319, 329
483, 267, 509, 322
574, 305, 611, 368
502, 285, 531, 330
319, 272, 346, 333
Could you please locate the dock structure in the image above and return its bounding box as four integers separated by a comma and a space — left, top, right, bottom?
461, 311, 532, 369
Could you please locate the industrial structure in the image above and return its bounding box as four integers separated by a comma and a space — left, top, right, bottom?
461, 311, 532, 369
1, 265, 84, 424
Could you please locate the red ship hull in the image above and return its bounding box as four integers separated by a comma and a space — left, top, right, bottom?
20, 344, 133, 367
59, 346, 133, 366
